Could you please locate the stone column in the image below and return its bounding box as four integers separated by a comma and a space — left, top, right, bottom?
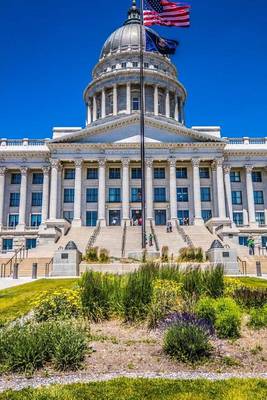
113, 84, 118, 116
154, 85, 159, 116
192, 159, 203, 224
17, 167, 28, 230
93, 95, 97, 122
169, 159, 177, 221
126, 82, 131, 114
122, 158, 130, 224
98, 159, 106, 226
245, 165, 256, 225
145, 159, 153, 220
165, 90, 170, 118
0, 167, 6, 228
216, 158, 226, 219
101, 88, 106, 119
73, 160, 83, 227
86, 101, 92, 125
211, 162, 218, 217
223, 165, 233, 222
41, 167, 50, 224
49, 160, 60, 220
174, 96, 179, 121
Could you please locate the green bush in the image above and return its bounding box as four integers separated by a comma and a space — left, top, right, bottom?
182, 267, 203, 298
249, 305, 267, 330
99, 248, 110, 263
202, 266, 224, 298
84, 247, 99, 262
80, 271, 111, 321
178, 247, 204, 263
33, 289, 81, 322
214, 298, 241, 339
0, 321, 88, 374
195, 296, 216, 324
161, 246, 169, 263
147, 279, 182, 328
163, 322, 212, 363
233, 287, 267, 309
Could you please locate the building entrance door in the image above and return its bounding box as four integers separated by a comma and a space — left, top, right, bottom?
178, 210, 189, 226
155, 210, 166, 226
109, 210, 121, 226
131, 210, 142, 225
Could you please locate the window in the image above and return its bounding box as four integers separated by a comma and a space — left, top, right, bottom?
64, 188, 75, 203
233, 212, 244, 226
10, 193, 20, 207
252, 171, 262, 182
64, 168, 75, 180
2, 239, 13, 251
32, 173, 43, 185
8, 214, 19, 227
154, 167, 165, 179
176, 167, 187, 179
154, 187, 166, 202
109, 188, 121, 202
178, 210, 189, 225
131, 188, 142, 202
63, 211, 74, 222
30, 214, 41, 227
230, 171, 241, 182
111, 65, 116, 70
132, 62, 138, 67
202, 210, 212, 222
199, 167, 210, 179
177, 188, 188, 202
26, 238, 37, 250
121, 62, 126, 68
232, 191, 242, 205
86, 188, 98, 203
106, 93, 113, 115
86, 211, 98, 227
87, 168, 98, 179
109, 168, 121, 180
144, 62, 149, 68
131, 168, 142, 179
11, 173, 21, 184
239, 236, 248, 247
153, 64, 159, 69
31, 192, 42, 207
201, 187, 211, 202
132, 97, 140, 110
256, 212, 265, 226
254, 191, 264, 205
262, 237, 267, 248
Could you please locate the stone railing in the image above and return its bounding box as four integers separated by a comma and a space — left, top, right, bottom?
0, 139, 48, 147
227, 137, 267, 145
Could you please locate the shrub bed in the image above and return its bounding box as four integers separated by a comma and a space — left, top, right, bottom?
233, 287, 267, 309
249, 305, 267, 329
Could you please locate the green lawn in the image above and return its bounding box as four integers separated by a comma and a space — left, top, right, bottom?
1, 378, 267, 400
0, 279, 78, 326
227, 277, 267, 288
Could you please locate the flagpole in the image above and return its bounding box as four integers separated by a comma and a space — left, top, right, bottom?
139, 0, 146, 250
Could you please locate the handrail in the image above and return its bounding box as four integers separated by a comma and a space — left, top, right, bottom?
1, 245, 28, 278
175, 220, 193, 247
237, 257, 247, 276
150, 220, 160, 252
45, 257, 53, 277
121, 221, 127, 259
86, 221, 101, 251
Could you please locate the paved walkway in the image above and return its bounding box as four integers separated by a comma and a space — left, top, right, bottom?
0, 371, 266, 392
0, 277, 35, 290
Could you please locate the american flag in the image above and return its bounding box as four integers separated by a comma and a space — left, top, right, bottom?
143, 0, 190, 27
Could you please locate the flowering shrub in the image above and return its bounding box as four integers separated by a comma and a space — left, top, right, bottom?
233, 287, 267, 309
224, 278, 245, 297
33, 289, 81, 322
147, 279, 182, 328
249, 305, 267, 329
160, 312, 215, 335
214, 297, 241, 339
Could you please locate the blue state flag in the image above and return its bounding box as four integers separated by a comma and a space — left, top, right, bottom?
145, 28, 179, 55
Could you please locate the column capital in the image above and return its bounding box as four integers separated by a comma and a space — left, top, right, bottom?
74, 159, 83, 168
0, 167, 6, 176
168, 158, 177, 167
50, 159, 61, 170
245, 164, 254, 173
20, 166, 28, 175
192, 158, 200, 168
216, 158, 224, 167
122, 158, 130, 168
98, 158, 106, 167
211, 161, 217, 171
42, 166, 50, 175
223, 165, 231, 174
145, 158, 153, 168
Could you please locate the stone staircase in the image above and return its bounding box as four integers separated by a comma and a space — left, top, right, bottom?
124, 226, 142, 258
182, 225, 219, 252
94, 226, 123, 259
153, 225, 186, 257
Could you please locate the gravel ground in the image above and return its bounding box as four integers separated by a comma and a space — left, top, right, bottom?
0, 371, 267, 393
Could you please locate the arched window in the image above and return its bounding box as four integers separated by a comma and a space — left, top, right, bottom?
131, 85, 140, 111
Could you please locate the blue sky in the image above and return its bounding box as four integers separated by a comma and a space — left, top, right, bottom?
0, 0, 266, 138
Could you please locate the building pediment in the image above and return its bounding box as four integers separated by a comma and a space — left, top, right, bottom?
50, 115, 225, 146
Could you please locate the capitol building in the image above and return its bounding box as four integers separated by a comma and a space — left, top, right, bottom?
1, 1, 267, 260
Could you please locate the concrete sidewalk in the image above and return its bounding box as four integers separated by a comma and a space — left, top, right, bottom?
0, 278, 36, 290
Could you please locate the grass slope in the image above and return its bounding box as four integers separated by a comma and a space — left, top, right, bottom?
234, 277, 267, 288
1, 378, 267, 399
0, 279, 78, 326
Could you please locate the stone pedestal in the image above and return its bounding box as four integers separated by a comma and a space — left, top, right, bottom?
206, 240, 239, 275
51, 241, 81, 277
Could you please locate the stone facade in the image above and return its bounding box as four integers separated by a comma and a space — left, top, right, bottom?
1, 2, 267, 252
